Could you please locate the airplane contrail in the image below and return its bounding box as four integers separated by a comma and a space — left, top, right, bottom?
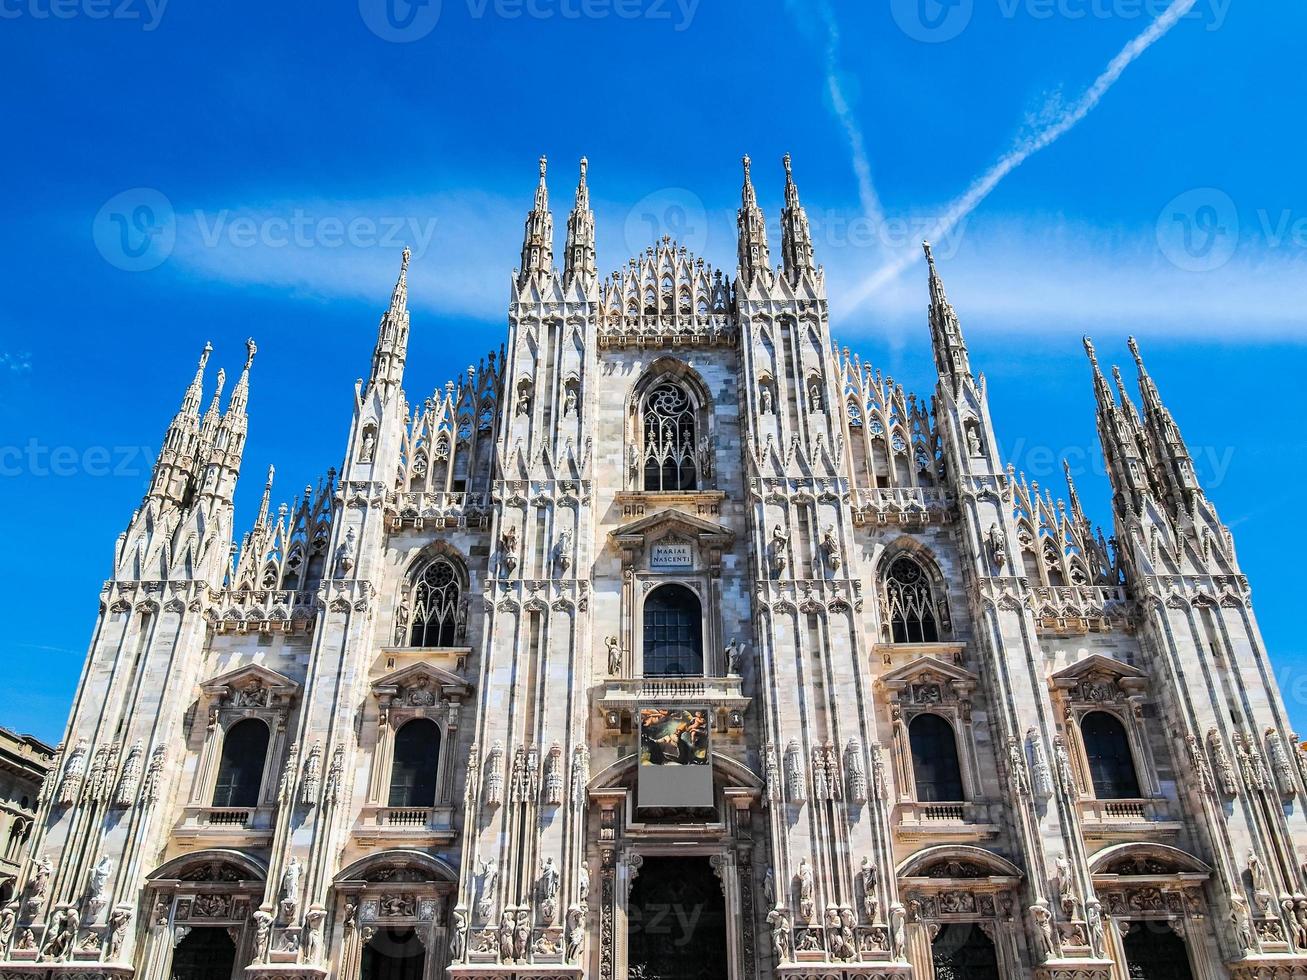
844, 0, 1200, 308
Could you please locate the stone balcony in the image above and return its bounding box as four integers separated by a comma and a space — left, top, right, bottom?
850, 487, 955, 526
1077, 797, 1183, 840
353, 805, 457, 846
893, 800, 1000, 842
596, 675, 749, 732
385, 490, 492, 530
1030, 584, 1129, 633
174, 805, 275, 845
206, 589, 318, 634
596, 312, 737, 349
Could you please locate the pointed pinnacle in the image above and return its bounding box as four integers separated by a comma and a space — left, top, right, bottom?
1082, 336, 1099, 367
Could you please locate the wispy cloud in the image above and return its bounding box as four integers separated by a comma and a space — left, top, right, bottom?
844, 0, 1200, 308
0, 351, 32, 374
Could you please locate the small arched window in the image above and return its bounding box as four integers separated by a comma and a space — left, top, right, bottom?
212, 718, 270, 808
389, 718, 441, 808
643, 584, 703, 677
885, 556, 940, 643
909, 714, 965, 802
1081, 712, 1141, 799
409, 558, 461, 648
642, 381, 698, 492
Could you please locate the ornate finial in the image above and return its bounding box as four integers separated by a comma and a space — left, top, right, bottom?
783, 153, 792, 176
401, 246, 411, 272
922, 241, 935, 264
742, 154, 752, 178
244, 338, 257, 369
580, 156, 588, 179
200, 341, 213, 363
539, 155, 548, 179
1127, 335, 1143, 366
265, 464, 275, 486
1082, 336, 1098, 364
215, 368, 227, 394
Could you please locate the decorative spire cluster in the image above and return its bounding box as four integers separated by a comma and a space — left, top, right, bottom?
736, 155, 772, 287
518, 155, 555, 286
563, 157, 596, 289
369, 247, 411, 393
780, 153, 816, 284
923, 242, 972, 386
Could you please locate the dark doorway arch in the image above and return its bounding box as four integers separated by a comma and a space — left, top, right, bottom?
931, 922, 1000, 979
171, 927, 236, 980
627, 856, 727, 980
643, 585, 703, 677
361, 927, 426, 980
389, 718, 441, 807
1081, 711, 1141, 799
212, 718, 270, 808
909, 714, 966, 802
1123, 922, 1196, 980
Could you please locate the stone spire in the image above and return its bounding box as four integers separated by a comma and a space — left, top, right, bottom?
369, 247, 411, 393
256, 464, 275, 528
518, 155, 554, 287
1128, 336, 1203, 511
1084, 337, 1151, 519
223, 338, 257, 422
146, 342, 214, 507
780, 153, 815, 283
924, 242, 971, 386
563, 157, 596, 289
736, 155, 772, 287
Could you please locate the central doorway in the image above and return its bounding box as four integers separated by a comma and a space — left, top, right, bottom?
1123, 923, 1196, 980
361, 927, 426, 980
627, 856, 728, 980
171, 927, 237, 980
931, 922, 1000, 980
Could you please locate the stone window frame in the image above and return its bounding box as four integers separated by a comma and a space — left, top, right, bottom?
636, 575, 715, 679
366, 664, 472, 811
192, 666, 298, 814
876, 547, 953, 646
625, 359, 716, 494
1051, 656, 1160, 801
882, 658, 981, 804
392, 547, 471, 650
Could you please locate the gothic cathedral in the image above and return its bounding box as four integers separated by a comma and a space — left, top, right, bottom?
5, 156, 1307, 980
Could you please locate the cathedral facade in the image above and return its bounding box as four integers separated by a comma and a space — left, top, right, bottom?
4, 155, 1307, 980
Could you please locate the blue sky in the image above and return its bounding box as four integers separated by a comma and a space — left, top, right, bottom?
2, 0, 1306, 744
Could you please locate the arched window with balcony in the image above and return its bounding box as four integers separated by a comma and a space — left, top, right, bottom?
388, 718, 441, 808
408, 557, 462, 648
909, 714, 965, 802
212, 718, 270, 808
641, 381, 699, 492
643, 584, 703, 677
885, 555, 941, 643
1081, 711, 1141, 799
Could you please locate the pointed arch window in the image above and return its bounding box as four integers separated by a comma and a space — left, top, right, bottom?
643, 584, 703, 677
885, 556, 940, 643
409, 558, 461, 648
1081, 711, 1141, 799
388, 718, 441, 808
909, 714, 965, 802
212, 718, 270, 808
642, 381, 698, 492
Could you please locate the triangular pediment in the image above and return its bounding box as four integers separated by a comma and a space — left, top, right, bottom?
201, 663, 298, 702
880, 655, 977, 692
1051, 654, 1144, 686
609, 507, 734, 544
372, 661, 473, 702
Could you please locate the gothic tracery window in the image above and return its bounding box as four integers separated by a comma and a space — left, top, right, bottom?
408, 558, 461, 648
642, 381, 698, 492
885, 555, 941, 643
